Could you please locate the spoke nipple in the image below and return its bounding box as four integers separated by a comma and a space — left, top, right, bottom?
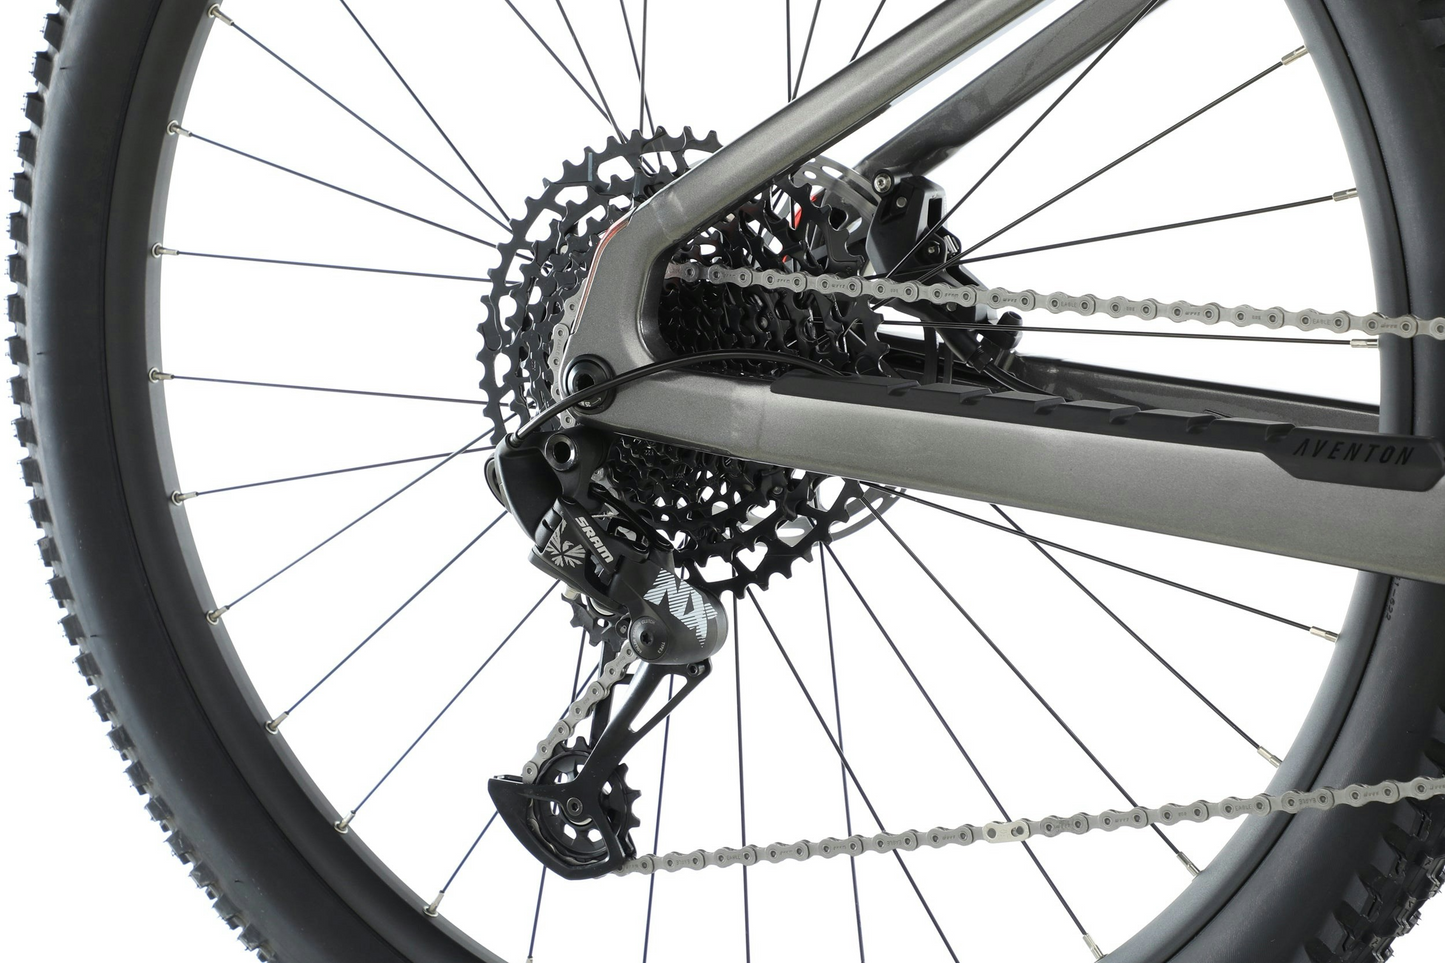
1281, 45, 1309, 65
1258, 746, 1284, 768
148, 367, 173, 382
1177, 852, 1202, 877
335, 810, 356, 834
166, 121, 192, 137
151, 244, 178, 258
205, 605, 230, 625
169, 490, 197, 505
1309, 626, 1341, 643
207, 4, 235, 26
424, 891, 444, 917
265, 711, 289, 733
1333, 188, 1359, 203
1084, 933, 1106, 960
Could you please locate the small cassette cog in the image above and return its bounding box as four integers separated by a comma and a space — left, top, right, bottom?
480, 128, 885, 595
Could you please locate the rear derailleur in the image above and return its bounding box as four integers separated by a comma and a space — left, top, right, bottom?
485, 427, 729, 879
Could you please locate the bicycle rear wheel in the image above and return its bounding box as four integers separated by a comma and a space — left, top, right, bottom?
10, 1, 1445, 961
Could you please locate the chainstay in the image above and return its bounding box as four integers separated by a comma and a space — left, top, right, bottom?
666, 260, 1445, 341
521, 640, 639, 783
615, 774, 1445, 877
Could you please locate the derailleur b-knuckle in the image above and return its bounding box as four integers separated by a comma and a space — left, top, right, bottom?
485, 424, 729, 878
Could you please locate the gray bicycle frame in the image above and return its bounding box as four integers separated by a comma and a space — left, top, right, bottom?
561, 0, 1445, 584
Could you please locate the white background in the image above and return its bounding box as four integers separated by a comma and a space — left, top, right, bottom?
2, 1, 1441, 961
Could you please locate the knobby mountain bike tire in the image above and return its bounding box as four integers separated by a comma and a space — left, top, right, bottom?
9, 1, 1445, 961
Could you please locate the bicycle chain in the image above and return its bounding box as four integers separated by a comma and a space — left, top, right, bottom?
526, 264, 1445, 869
617, 775, 1445, 877
665, 259, 1445, 341
597, 266, 1445, 875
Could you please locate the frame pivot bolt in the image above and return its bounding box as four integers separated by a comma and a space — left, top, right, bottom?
871, 170, 895, 195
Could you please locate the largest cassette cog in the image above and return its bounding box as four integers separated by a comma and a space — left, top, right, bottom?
480, 128, 885, 595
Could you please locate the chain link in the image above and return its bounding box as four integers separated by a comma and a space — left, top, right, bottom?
616, 774, 1445, 877
666, 261, 1445, 341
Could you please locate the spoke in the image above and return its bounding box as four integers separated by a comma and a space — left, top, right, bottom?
211, 427, 494, 618
526, 867, 547, 963
791, 0, 824, 100
990, 505, 1276, 770
870, 486, 1317, 633
500, 0, 609, 125
785, 0, 793, 104
424, 810, 501, 916
850, 0, 888, 61
574, 661, 600, 702
618, 1, 657, 136
957, 192, 1348, 267
217, 16, 509, 232
733, 593, 753, 963
554, 0, 630, 144
878, 320, 1359, 346
334, 582, 557, 832
639, 0, 651, 136
180, 445, 497, 501
267, 516, 507, 727
157, 248, 491, 282
164, 373, 489, 406
335, 0, 511, 222
747, 590, 960, 963
942, 54, 1298, 276
862, 503, 1195, 867
641, 675, 676, 963
825, 546, 1095, 936
887, 0, 1164, 278
174, 127, 499, 248
820, 554, 865, 962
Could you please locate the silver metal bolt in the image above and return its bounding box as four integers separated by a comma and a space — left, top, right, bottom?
871, 170, 894, 195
